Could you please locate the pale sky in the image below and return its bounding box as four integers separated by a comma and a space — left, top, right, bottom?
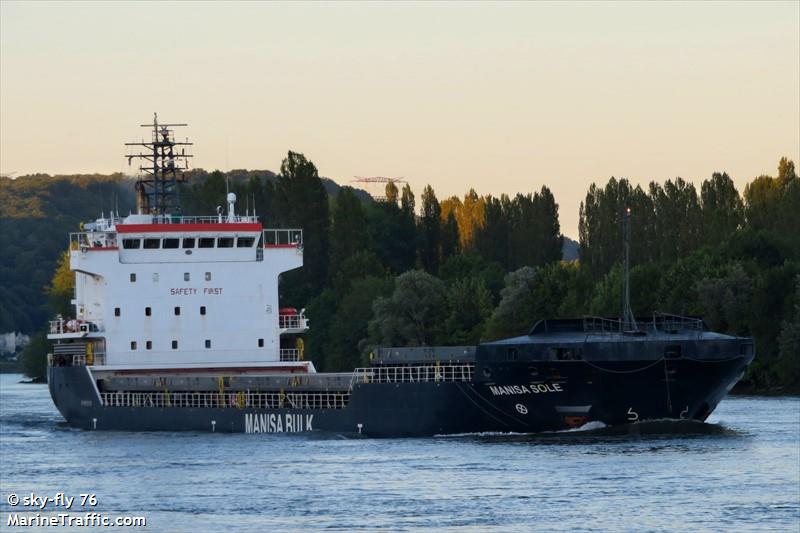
1, 1, 798, 238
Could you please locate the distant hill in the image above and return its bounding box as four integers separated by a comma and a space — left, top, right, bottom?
0, 173, 136, 333
562, 236, 580, 261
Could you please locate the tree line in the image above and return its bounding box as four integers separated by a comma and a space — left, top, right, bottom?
7, 155, 799, 392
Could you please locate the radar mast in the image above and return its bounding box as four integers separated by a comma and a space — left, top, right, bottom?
125, 113, 193, 216
621, 207, 638, 332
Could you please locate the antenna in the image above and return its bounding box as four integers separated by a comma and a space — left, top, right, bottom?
125, 113, 192, 216
621, 207, 638, 332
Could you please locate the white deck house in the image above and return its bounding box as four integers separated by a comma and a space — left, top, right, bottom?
48, 204, 312, 372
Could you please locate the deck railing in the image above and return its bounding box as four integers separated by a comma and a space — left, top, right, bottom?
49, 318, 103, 335
651, 312, 705, 332
350, 364, 475, 387
582, 316, 622, 335
280, 348, 301, 361
99, 390, 350, 410
279, 314, 309, 331
148, 215, 260, 225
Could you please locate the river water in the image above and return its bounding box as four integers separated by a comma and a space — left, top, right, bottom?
0, 373, 798, 532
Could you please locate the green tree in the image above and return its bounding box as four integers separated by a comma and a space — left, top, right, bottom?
418, 185, 441, 274
475, 195, 510, 269
579, 178, 636, 275
274, 151, 330, 303
330, 187, 370, 274
332, 250, 385, 294
326, 276, 395, 370
385, 182, 399, 205
442, 277, 492, 344
304, 289, 338, 371
400, 184, 415, 215
366, 201, 416, 274
484, 264, 575, 340
695, 262, 754, 334
438, 253, 506, 303
368, 270, 447, 346
651, 177, 702, 263
744, 158, 799, 254
440, 211, 460, 261
700, 172, 744, 246
21, 330, 48, 381
47, 251, 74, 317
777, 276, 800, 389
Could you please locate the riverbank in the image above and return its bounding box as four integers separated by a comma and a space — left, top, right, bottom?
0, 361, 21, 374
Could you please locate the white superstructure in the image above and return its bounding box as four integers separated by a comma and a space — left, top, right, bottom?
48, 208, 311, 371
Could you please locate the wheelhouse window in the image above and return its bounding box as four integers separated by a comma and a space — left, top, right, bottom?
143, 238, 161, 249
163, 238, 179, 249
217, 237, 234, 248
122, 238, 141, 249
236, 237, 255, 248
198, 238, 215, 248
182, 238, 196, 248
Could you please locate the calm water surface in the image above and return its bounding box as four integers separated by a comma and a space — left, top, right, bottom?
1, 374, 798, 532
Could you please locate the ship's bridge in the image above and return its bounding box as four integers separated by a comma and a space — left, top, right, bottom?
69, 214, 302, 263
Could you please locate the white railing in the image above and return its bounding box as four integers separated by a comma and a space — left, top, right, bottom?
279, 314, 309, 331
99, 390, 350, 410
147, 215, 260, 225
49, 350, 105, 367
49, 318, 103, 335
70, 231, 117, 250
263, 229, 303, 247
351, 364, 475, 387
280, 348, 301, 361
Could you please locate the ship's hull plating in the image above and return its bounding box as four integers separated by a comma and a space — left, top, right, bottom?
48, 355, 752, 437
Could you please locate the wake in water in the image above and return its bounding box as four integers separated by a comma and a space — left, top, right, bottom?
434, 418, 740, 443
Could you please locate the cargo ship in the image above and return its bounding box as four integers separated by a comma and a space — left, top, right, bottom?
47, 117, 755, 437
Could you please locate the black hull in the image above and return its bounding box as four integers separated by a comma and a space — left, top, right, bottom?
48, 355, 751, 437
